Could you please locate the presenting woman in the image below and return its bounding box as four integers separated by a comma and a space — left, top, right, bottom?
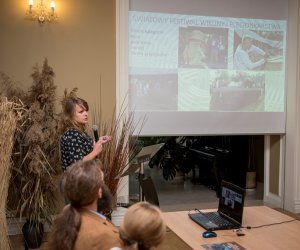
59, 91, 111, 172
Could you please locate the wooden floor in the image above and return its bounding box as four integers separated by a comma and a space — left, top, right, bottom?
9, 233, 51, 250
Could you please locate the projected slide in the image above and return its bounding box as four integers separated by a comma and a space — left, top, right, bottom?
128, 12, 286, 113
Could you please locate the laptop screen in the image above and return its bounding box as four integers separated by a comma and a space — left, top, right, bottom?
218, 181, 245, 224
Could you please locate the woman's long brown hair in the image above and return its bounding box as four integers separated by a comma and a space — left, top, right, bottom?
48, 159, 104, 250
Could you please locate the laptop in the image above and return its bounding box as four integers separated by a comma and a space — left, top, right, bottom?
188, 180, 245, 230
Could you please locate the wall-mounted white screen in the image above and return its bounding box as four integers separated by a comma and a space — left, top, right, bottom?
128, 0, 287, 136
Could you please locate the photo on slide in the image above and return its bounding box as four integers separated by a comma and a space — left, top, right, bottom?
178, 27, 228, 69
209, 70, 265, 111
233, 30, 284, 71
129, 73, 178, 111
178, 68, 211, 111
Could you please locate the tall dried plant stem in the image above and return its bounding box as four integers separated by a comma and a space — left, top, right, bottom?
0, 100, 18, 250
92, 104, 144, 205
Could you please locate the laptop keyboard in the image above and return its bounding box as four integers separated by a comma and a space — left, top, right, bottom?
204, 212, 234, 227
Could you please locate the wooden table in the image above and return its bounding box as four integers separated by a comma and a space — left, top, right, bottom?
163, 206, 300, 250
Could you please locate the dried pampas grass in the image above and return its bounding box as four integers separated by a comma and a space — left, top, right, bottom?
0, 99, 18, 250
3, 59, 61, 226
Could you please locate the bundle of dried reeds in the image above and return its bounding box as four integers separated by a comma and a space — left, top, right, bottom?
2, 59, 61, 227
0, 99, 18, 250
92, 105, 144, 205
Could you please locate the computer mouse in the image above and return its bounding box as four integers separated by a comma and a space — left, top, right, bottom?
202, 230, 217, 238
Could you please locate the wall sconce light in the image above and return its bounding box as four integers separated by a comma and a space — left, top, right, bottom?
26, 0, 58, 24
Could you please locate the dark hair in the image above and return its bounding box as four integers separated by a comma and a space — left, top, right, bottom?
49, 159, 103, 250
59, 96, 89, 134
97, 183, 113, 216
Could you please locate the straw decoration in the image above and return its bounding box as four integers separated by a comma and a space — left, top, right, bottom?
0, 99, 18, 250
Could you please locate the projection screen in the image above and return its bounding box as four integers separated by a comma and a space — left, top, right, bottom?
127, 0, 288, 136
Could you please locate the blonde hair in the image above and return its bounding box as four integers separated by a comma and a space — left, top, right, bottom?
119, 202, 166, 250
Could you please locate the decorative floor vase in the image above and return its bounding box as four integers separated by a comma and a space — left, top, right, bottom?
22, 219, 44, 250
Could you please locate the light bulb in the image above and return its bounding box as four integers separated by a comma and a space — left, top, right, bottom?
50, 0, 55, 15
29, 0, 33, 13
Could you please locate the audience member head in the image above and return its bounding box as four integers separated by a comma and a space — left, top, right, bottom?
64, 159, 103, 206
119, 202, 166, 250
49, 159, 104, 250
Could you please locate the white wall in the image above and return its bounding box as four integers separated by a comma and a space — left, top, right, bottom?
284, 0, 300, 213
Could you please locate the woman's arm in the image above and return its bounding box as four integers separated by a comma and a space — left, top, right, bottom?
83, 140, 103, 161
83, 135, 112, 161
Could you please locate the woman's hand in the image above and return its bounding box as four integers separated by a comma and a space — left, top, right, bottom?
83, 140, 103, 161
83, 136, 112, 161
99, 135, 112, 144
91, 136, 112, 156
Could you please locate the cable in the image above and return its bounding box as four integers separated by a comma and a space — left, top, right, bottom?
188, 208, 202, 215
242, 218, 297, 229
